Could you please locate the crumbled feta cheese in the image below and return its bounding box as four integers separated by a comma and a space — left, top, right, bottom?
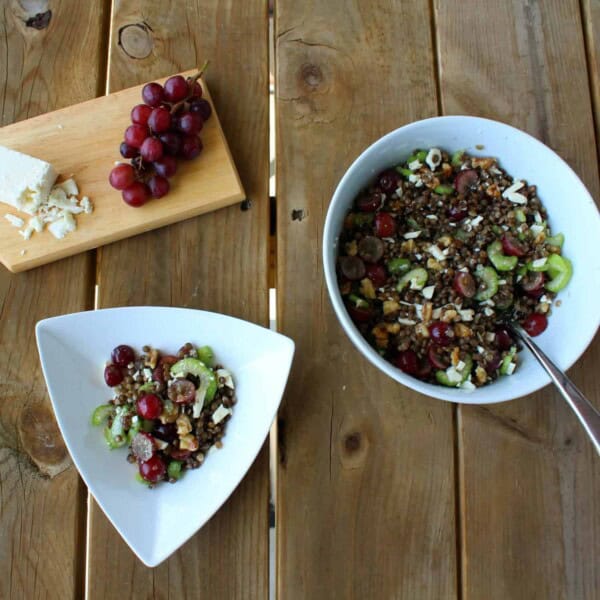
56, 178, 79, 196
432, 308, 442, 319
477, 345, 485, 354
534, 211, 542, 224
458, 309, 474, 321
216, 368, 234, 389
19, 249, 26, 256
505, 362, 516, 375
456, 360, 466, 371
489, 166, 502, 175
428, 244, 446, 261
459, 267, 468, 273
426, 214, 438, 220
516, 274, 523, 282
414, 304, 423, 319
408, 174, 423, 187
445, 366, 463, 384
498, 279, 507, 285
81, 196, 93, 214
502, 180, 525, 197
531, 257, 547, 269
408, 159, 422, 171
212, 404, 232, 424
483, 307, 495, 317
422, 285, 435, 299
485, 332, 496, 342
448, 222, 456, 227
539, 294, 549, 304
395, 186, 403, 197
425, 148, 442, 170
29, 216, 43, 232
398, 317, 417, 326
530, 224, 544, 236
460, 379, 476, 391
143, 368, 152, 380
480, 299, 495, 306
506, 192, 528, 204
48, 212, 76, 239
471, 215, 483, 227
403, 231, 421, 239
5, 214, 24, 227
131, 416, 139, 424
415, 253, 422, 260
19, 226, 33, 240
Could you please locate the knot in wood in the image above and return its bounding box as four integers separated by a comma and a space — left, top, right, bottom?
300, 63, 323, 88
118, 22, 154, 60
344, 431, 361, 453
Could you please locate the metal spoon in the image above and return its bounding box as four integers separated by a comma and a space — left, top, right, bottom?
506, 323, 600, 455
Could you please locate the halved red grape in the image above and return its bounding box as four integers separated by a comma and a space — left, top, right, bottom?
136, 393, 163, 420
140, 137, 164, 162
120, 142, 138, 159
453, 271, 476, 298
139, 455, 166, 483
346, 304, 372, 323
109, 164, 136, 190
159, 132, 183, 156
131, 103, 152, 125
164, 75, 188, 102
132, 432, 155, 462
378, 169, 399, 193
429, 321, 454, 346
374, 212, 396, 237
358, 236, 385, 263
395, 350, 419, 375
122, 182, 150, 207
154, 422, 177, 443
104, 364, 123, 387
448, 203, 468, 222
365, 263, 387, 287
189, 98, 211, 120
124, 124, 149, 149
356, 191, 384, 212
168, 379, 196, 404
148, 175, 170, 199
180, 135, 203, 160
177, 111, 203, 135
495, 327, 513, 351
153, 155, 178, 178
142, 82, 165, 107
501, 233, 527, 257
454, 169, 478, 194
522, 313, 548, 337
339, 255, 366, 281
520, 271, 545, 298
111, 344, 135, 366
427, 344, 449, 369
148, 106, 172, 133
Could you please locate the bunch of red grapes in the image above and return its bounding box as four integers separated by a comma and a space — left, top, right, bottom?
109, 64, 212, 207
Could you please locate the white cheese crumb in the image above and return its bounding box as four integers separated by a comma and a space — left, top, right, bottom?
425, 148, 442, 170
47, 212, 76, 239
422, 285, 436, 299
19, 226, 33, 240
81, 196, 93, 214
477, 345, 485, 354
445, 366, 463, 384
471, 215, 483, 227
432, 307, 442, 319
415, 253, 422, 260
506, 192, 528, 204
408, 174, 423, 187
534, 211, 542, 224
456, 360, 466, 371
485, 332, 496, 342
458, 309, 474, 321
403, 231, 421, 239
212, 404, 232, 424
531, 257, 547, 269
19, 249, 26, 256
29, 216, 43, 232
460, 379, 476, 391
398, 317, 417, 326
414, 304, 423, 319
408, 159, 422, 171
216, 368, 235, 389
143, 368, 153, 380
395, 186, 403, 197
483, 307, 495, 317
480, 299, 495, 306
427, 244, 446, 262
498, 279, 507, 285
426, 214, 438, 220
448, 222, 456, 227
5, 214, 24, 227
505, 362, 516, 375
56, 178, 79, 196
459, 267, 469, 273
57, 124, 64, 130
539, 294, 549, 304
489, 166, 502, 175
502, 180, 525, 197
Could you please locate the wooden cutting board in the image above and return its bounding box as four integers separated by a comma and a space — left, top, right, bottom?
0, 71, 244, 273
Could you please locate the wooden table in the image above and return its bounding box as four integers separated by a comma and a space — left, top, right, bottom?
0, 1, 598, 598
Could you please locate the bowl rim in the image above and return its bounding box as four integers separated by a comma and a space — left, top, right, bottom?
323, 115, 600, 404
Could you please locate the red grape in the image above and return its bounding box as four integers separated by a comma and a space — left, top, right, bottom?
168, 379, 196, 404
377, 169, 399, 193
453, 271, 476, 298
189, 98, 212, 120
522, 313, 548, 337
104, 364, 123, 387
190, 81, 203, 98
346, 304, 372, 323
429, 321, 453, 346
124, 124, 148, 148
159, 132, 183, 156
164, 75, 188, 102
148, 175, 170, 199
140, 137, 164, 162
122, 181, 150, 207
180, 135, 202, 160
131, 103, 152, 125
142, 82, 164, 107
395, 350, 419, 375
365, 264, 387, 287
153, 155, 178, 178
136, 393, 163, 420
109, 164, 136, 190
111, 344, 135, 367
374, 212, 396, 237
495, 328, 513, 351
148, 106, 172, 133
501, 234, 527, 257
120, 142, 138, 159
338, 256, 366, 281
177, 111, 203, 135
356, 191, 384, 212
454, 169, 478, 194
139, 455, 166, 483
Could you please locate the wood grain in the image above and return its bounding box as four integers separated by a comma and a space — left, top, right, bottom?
434, 1, 600, 597
275, 2, 457, 598
86, 1, 270, 597
0, 0, 109, 598
582, 0, 600, 149
0, 77, 243, 272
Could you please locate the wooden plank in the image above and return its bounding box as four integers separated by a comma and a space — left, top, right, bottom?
434, 1, 600, 598
0, 78, 244, 273
275, 2, 457, 598
0, 1, 109, 598
582, 0, 600, 148
86, 1, 270, 597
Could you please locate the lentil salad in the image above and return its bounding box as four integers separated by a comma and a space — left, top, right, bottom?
337, 148, 572, 389
92, 342, 235, 486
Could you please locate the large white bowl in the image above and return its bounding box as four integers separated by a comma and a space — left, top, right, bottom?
323, 116, 600, 404
36, 307, 294, 566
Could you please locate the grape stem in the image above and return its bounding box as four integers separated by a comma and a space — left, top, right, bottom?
170, 60, 210, 115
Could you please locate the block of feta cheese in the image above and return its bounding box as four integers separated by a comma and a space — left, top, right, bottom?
0, 146, 57, 214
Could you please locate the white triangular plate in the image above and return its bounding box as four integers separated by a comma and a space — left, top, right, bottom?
36, 306, 294, 567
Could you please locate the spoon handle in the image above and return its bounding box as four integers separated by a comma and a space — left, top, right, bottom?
510, 325, 600, 455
